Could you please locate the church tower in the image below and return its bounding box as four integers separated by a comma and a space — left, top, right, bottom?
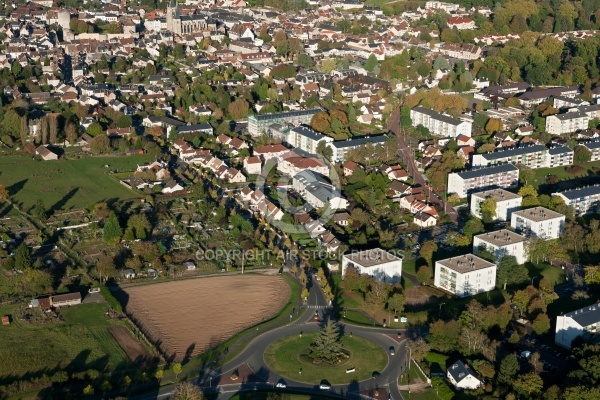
166, 0, 180, 34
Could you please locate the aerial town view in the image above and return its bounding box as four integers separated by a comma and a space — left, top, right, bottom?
1, 0, 600, 398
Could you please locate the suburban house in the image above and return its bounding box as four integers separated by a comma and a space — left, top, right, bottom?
473, 229, 528, 265
447, 16, 475, 30
36, 145, 59, 160
447, 360, 482, 390
278, 152, 329, 177
553, 185, 600, 216
414, 211, 437, 227
162, 180, 185, 194
29, 292, 82, 309
292, 170, 347, 210
410, 106, 472, 138
434, 254, 497, 297
243, 156, 262, 175
254, 144, 289, 161
447, 164, 520, 198
555, 302, 600, 349
545, 112, 589, 135
470, 189, 522, 221
471, 145, 573, 169
341, 248, 402, 283
510, 206, 565, 239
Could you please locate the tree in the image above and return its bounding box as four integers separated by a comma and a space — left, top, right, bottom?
513, 372, 543, 397
485, 118, 503, 134
518, 185, 539, 207
496, 256, 529, 290
416, 265, 431, 283
311, 318, 345, 364
387, 293, 405, 315
584, 265, 600, 285
52, 371, 69, 383
408, 338, 430, 363
574, 145, 592, 164
14, 243, 31, 271
365, 280, 388, 310
316, 140, 333, 161
173, 362, 182, 379
116, 115, 132, 128
532, 313, 551, 335
480, 197, 496, 223
83, 385, 94, 396
154, 368, 164, 383
364, 54, 378, 72
90, 134, 111, 155
172, 382, 204, 400
127, 213, 151, 240
462, 218, 484, 240
498, 354, 519, 384
311, 111, 331, 134
227, 98, 249, 120
87, 122, 103, 137
103, 212, 122, 244
428, 320, 460, 352
32, 199, 47, 221
418, 241, 437, 266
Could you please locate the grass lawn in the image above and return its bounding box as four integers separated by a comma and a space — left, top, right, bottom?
0, 302, 129, 384
0, 154, 153, 211
264, 332, 387, 384
530, 160, 600, 191
525, 262, 565, 286
398, 360, 427, 385
341, 310, 374, 325
426, 352, 449, 376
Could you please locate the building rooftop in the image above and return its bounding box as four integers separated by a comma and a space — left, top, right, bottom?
330, 135, 388, 149
249, 108, 321, 122
447, 360, 479, 384
512, 206, 565, 222
548, 145, 573, 155
292, 125, 327, 141
437, 253, 495, 274
474, 229, 527, 247
343, 248, 401, 268
551, 111, 587, 121
412, 106, 465, 126
480, 145, 546, 161
453, 163, 518, 180
472, 188, 521, 202
565, 302, 600, 327
554, 185, 600, 200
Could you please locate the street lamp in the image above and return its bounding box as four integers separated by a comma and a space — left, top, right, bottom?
531, 276, 540, 286
439, 302, 446, 319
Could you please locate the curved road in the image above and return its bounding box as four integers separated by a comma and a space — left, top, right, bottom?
133, 276, 409, 400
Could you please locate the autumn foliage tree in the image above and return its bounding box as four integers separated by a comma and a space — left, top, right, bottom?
485, 118, 503, 134
227, 98, 249, 120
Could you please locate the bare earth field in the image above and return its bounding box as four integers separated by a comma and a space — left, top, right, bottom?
108, 326, 153, 363
121, 275, 291, 361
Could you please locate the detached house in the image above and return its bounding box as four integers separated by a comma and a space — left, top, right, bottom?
36, 145, 58, 160
447, 360, 482, 390
555, 302, 600, 349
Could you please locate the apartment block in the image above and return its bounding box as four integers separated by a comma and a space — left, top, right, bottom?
511, 206, 565, 240
434, 254, 497, 298
447, 163, 519, 198
553, 185, 600, 216
292, 170, 348, 210
342, 248, 403, 283
470, 188, 522, 221
247, 108, 320, 136
555, 303, 600, 349
410, 106, 472, 138
473, 229, 528, 265
327, 135, 388, 163
472, 145, 573, 169
580, 141, 600, 161
545, 111, 590, 135
288, 126, 334, 155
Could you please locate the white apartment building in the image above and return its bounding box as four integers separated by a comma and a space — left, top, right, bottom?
545, 111, 590, 135
472, 145, 573, 169
511, 206, 565, 240
288, 126, 334, 156
447, 163, 520, 198
470, 188, 522, 221
327, 135, 388, 163
292, 170, 347, 210
555, 303, 600, 349
553, 185, 600, 216
473, 229, 528, 265
434, 254, 497, 298
342, 248, 402, 283
425, 1, 459, 12
580, 141, 600, 161
410, 106, 472, 138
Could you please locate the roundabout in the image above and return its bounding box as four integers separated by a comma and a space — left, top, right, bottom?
264, 332, 388, 384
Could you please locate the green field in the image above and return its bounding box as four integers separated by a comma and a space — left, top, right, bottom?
264, 332, 387, 384
0, 302, 129, 383
530, 159, 600, 190
0, 154, 154, 210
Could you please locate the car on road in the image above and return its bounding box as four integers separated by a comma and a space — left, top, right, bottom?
276, 381, 287, 389
372, 371, 381, 379
389, 346, 395, 356
88, 287, 100, 293
319, 381, 331, 390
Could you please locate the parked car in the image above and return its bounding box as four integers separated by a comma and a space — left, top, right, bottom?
276, 381, 287, 389
88, 287, 100, 293
372, 371, 381, 379
319, 381, 331, 390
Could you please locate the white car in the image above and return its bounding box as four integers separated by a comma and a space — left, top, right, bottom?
276, 382, 287, 388
319, 383, 331, 390
88, 287, 100, 293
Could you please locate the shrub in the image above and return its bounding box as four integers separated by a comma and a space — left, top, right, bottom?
431, 377, 455, 400
566, 165, 586, 175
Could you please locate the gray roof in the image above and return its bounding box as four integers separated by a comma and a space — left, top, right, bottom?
249, 108, 321, 122
472, 188, 521, 202
454, 163, 518, 180
437, 254, 495, 273
474, 229, 527, 247
519, 86, 579, 101
582, 141, 600, 150
481, 145, 546, 161
291, 125, 327, 141
554, 185, 600, 200
551, 111, 587, 121
565, 303, 600, 327
343, 248, 401, 268
548, 145, 573, 155
578, 104, 600, 113
330, 135, 388, 149
512, 206, 564, 222
412, 106, 464, 126
177, 123, 213, 133
294, 170, 343, 203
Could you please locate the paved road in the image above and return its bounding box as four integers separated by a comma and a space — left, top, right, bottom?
132, 276, 409, 400
387, 108, 458, 224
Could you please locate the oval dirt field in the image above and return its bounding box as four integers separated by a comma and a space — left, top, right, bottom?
121, 275, 291, 361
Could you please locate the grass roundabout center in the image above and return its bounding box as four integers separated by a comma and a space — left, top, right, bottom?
264, 332, 388, 384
